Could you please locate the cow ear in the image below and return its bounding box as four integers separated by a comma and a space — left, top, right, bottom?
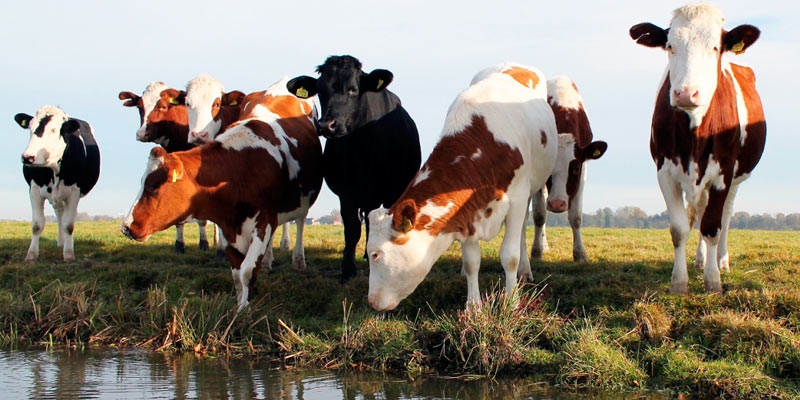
14, 113, 33, 129
582, 140, 608, 160
160, 88, 185, 105
391, 199, 417, 233
60, 119, 81, 136
629, 23, 668, 48
725, 24, 760, 55
287, 76, 319, 99
149, 146, 168, 160
223, 90, 245, 107
119, 91, 140, 107
363, 69, 394, 92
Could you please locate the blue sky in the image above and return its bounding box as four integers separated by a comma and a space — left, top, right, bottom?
1, 1, 797, 221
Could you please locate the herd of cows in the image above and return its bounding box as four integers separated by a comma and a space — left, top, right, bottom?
13, 4, 766, 312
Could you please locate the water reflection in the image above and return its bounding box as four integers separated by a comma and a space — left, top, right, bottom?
0, 348, 669, 399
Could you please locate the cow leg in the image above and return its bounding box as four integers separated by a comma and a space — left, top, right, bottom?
230, 224, 272, 312
292, 217, 307, 269
58, 189, 81, 263
700, 187, 731, 293
279, 222, 292, 252
263, 234, 275, 272
500, 201, 526, 298
197, 220, 210, 251
568, 190, 588, 262
174, 223, 186, 254
461, 238, 482, 306
215, 226, 228, 261
530, 189, 548, 261
340, 202, 361, 282
26, 187, 46, 263
690, 194, 709, 270
517, 201, 533, 282
657, 171, 690, 295
717, 183, 739, 273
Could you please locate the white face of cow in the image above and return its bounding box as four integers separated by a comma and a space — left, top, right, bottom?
665, 5, 726, 113
185, 74, 225, 144
366, 208, 453, 311
18, 106, 70, 169
137, 82, 169, 141
547, 134, 581, 212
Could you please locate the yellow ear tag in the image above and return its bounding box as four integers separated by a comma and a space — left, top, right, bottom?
401, 217, 413, 233
731, 41, 745, 54
168, 97, 179, 105
296, 87, 309, 98
376, 79, 384, 90
20, 120, 27, 128
171, 169, 179, 183
229, 100, 238, 106
593, 149, 602, 158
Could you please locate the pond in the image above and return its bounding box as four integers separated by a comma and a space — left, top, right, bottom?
0, 348, 671, 399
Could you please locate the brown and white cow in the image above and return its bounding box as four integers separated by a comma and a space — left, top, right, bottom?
366, 62, 557, 311
183, 74, 245, 144
630, 3, 766, 294
119, 82, 215, 254
121, 77, 323, 310
523, 76, 607, 277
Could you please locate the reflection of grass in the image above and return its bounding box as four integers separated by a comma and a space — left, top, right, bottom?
1, 221, 799, 398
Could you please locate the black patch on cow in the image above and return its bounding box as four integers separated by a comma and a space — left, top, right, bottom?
33, 115, 53, 137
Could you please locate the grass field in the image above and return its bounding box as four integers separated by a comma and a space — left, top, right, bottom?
0, 220, 799, 398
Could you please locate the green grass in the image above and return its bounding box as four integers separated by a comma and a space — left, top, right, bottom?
1, 220, 799, 398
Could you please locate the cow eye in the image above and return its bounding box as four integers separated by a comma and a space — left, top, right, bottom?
348, 87, 358, 95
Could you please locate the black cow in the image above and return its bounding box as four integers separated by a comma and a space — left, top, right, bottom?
288, 55, 421, 281
14, 105, 101, 263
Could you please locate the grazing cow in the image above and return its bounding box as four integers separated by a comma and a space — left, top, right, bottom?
523, 76, 607, 277
183, 74, 245, 144
365, 63, 557, 311
121, 77, 323, 310
287, 55, 422, 282
119, 82, 214, 254
630, 3, 766, 294
14, 106, 101, 263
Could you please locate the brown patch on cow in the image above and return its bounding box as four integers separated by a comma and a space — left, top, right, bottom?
549, 84, 597, 203
503, 67, 541, 91
540, 130, 548, 146
388, 115, 522, 237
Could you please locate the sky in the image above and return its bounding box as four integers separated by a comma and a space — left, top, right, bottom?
1, 1, 797, 222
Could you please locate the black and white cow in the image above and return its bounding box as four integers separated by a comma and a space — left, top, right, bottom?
288, 55, 422, 282
14, 106, 101, 262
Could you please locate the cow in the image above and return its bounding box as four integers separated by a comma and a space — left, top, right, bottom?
522, 76, 607, 279
180, 74, 295, 254
365, 62, 558, 311
121, 76, 323, 311
119, 82, 214, 254
287, 55, 422, 282
183, 74, 245, 144
14, 106, 101, 263
630, 3, 766, 294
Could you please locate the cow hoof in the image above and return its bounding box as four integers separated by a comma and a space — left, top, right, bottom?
292, 257, 306, 269
704, 280, 723, 293
340, 269, 357, 284
199, 239, 210, 251
64, 252, 76, 263
693, 258, 705, 270
215, 249, 226, 261
517, 271, 533, 282
531, 249, 544, 260
174, 241, 186, 254
669, 281, 689, 295
718, 256, 730, 273
25, 252, 38, 263
280, 239, 292, 252
573, 251, 588, 263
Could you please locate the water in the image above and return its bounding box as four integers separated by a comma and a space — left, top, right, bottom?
0, 348, 669, 399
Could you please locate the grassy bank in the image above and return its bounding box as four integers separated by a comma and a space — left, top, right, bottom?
1, 221, 799, 398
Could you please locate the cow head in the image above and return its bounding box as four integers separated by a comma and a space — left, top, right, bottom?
366, 202, 453, 311
121, 146, 193, 242
119, 81, 172, 142
546, 134, 607, 212
630, 4, 760, 116
15, 106, 79, 169
287, 55, 394, 138
183, 74, 245, 144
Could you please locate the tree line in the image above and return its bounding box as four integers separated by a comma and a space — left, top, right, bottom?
538, 207, 800, 231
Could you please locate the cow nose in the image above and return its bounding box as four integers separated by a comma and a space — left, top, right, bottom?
191, 131, 209, 143
21, 154, 34, 165
319, 120, 336, 133
673, 87, 700, 107
547, 199, 568, 213
120, 224, 134, 240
